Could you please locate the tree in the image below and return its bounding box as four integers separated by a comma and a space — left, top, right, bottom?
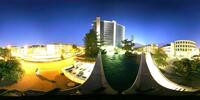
83, 29, 99, 58
173, 58, 192, 79
0, 58, 24, 82
72, 44, 81, 53
153, 48, 168, 67
60, 49, 65, 60
121, 39, 135, 56
0, 47, 24, 82
72, 44, 78, 49
0, 48, 12, 61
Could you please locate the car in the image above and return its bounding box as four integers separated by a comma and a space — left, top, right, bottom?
68, 69, 72, 72
81, 76, 86, 79
77, 71, 84, 77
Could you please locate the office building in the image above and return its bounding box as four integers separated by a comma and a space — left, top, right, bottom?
93, 17, 125, 48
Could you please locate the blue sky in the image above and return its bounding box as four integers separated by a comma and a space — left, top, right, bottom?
0, 0, 200, 47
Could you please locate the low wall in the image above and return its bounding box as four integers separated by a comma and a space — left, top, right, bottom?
61, 68, 85, 84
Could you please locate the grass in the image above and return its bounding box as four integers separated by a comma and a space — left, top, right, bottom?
102, 53, 141, 92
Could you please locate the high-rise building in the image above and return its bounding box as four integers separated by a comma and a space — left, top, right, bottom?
93, 17, 125, 48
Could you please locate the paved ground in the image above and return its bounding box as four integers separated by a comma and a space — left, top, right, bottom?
0, 57, 79, 92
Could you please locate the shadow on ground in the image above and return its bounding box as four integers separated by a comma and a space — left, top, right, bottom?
36, 75, 56, 83
0, 80, 17, 87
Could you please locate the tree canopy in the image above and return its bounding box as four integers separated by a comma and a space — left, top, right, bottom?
72, 44, 81, 53
173, 58, 200, 78
152, 48, 168, 67
0, 48, 24, 82
83, 29, 99, 58
0, 48, 12, 61
121, 39, 135, 56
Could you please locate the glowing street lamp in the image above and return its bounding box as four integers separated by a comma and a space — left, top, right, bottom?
6, 45, 11, 49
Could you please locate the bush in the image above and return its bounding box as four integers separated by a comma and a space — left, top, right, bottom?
101, 49, 107, 55
172, 58, 200, 78
152, 48, 168, 67
0, 59, 24, 82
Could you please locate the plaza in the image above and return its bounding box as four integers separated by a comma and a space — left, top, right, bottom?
0, 55, 79, 92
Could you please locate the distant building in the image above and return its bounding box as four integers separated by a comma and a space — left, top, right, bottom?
135, 44, 158, 54
10, 43, 73, 59
161, 40, 199, 59
160, 43, 175, 58
46, 43, 72, 56
93, 17, 125, 48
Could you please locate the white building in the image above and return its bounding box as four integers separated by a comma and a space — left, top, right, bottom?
10, 43, 73, 59
161, 40, 199, 59
93, 17, 125, 48
134, 44, 158, 54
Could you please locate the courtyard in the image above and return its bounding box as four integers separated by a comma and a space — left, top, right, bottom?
0, 57, 80, 92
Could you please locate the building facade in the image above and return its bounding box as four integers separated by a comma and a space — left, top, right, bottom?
10, 43, 73, 59
134, 44, 158, 54
161, 40, 199, 59
93, 17, 125, 48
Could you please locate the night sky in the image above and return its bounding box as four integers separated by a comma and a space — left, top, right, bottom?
0, 0, 200, 47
